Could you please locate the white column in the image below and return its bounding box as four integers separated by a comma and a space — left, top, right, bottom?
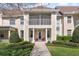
51, 13, 57, 43
46, 28, 48, 43
24, 14, 29, 41
8, 30, 10, 38
32, 28, 34, 43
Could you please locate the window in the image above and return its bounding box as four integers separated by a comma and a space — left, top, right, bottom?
67, 30, 72, 36
38, 32, 42, 39
20, 30, 24, 38
57, 16, 61, 21
47, 30, 50, 38
30, 30, 33, 38
20, 16, 24, 25
10, 18, 15, 25
67, 16, 72, 23
57, 16, 61, 25
56, 26, 60, 31
0, 34, 4, 39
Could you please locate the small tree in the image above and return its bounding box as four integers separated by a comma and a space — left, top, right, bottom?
9, 31, 22, 43
71, 26, 79, 43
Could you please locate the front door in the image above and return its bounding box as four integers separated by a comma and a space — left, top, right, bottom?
38, 31, 42, 41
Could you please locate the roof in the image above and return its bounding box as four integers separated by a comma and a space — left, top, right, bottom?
1, 9, 24, 17
56, 6, 79, 13
0, 5, 59, 17
26, 5, 58, 13
31, 5, 52, 9
1, 6, 79, 17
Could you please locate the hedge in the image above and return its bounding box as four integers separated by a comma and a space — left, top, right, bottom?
71, 26, 79, 43
57, 36, 72, 42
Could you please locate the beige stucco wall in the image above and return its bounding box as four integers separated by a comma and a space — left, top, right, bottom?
64, 15, 74, 36
2, 18, 23, 38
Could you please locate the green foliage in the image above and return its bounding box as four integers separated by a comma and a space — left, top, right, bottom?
71, 26, 79, 43
7, 41, 34, 49
0, 41, 34, 56
9, 31, 23, 43
0, 48, 32, 56
47, 41, 51, 44
57, 36, 72, 42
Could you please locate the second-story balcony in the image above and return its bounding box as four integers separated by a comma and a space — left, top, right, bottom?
29, 14, 51, 25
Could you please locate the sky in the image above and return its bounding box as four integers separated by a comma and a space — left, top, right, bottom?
0, 0, 79, 7
33, 3, 79, 8
0, 0, 79, 4
47, 3, 79, 8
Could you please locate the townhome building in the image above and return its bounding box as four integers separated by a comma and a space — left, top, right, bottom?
0, 5, 79, 43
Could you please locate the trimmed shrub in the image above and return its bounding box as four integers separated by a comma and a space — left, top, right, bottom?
7, 41, 33, 49
65, 42, 79, 47
71, 26, 79, 43
57, 36, 72, 42
47, 41, 51, 43
51, 40, 79, 47
52, 41, 65, 45
62, 36, 72, 42
9, 31, 22, 43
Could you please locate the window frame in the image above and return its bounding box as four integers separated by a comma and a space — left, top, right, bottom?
10, 17, 15, 25
20, 16, 24, 25
30, 30, 33, 38
67, 16, 72, 23
20, 30, 24, 38
47, 30, 50, 38
67, 30, 72, 36
56, 26, 60, 31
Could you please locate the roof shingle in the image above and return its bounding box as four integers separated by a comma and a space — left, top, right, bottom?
56, 6, 79, 13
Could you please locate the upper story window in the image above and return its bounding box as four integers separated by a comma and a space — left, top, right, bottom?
57, 16, 61, 21
56, 26, 60, 31
20, 16, 24, 25
67, 30, 72, 36
57, 16, 61, 25
29, 14, 51, 25
67, 16, 72, 23
10, 17, 15, 25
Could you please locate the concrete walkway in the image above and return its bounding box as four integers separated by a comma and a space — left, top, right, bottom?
30, 42, 51, 56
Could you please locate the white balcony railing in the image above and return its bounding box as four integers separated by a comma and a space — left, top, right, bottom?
29, 19, 51, 25
29, 14, 51, 25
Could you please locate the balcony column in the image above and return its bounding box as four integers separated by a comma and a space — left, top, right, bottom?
51, 13, 57, 43
24, 14, 29, 41
46, 28, 48, 43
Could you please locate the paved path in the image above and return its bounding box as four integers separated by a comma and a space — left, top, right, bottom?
30, 42, 51, 56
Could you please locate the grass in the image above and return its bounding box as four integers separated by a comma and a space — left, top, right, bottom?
47, 43, 79, 56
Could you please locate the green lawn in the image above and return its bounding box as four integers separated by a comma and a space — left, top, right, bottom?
47, 44, 79, 56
